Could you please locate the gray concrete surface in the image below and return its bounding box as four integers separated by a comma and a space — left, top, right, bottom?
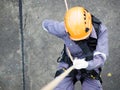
0, 0, 120, 90
0, 0, 22, 90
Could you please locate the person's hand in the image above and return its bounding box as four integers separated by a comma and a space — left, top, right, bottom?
73, 58, 88, 69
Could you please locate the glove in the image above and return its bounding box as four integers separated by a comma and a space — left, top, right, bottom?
73, 58, 88, 69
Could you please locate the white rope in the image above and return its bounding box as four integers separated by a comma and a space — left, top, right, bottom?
40, 48, 74, 90
41, 66, 74, 90
64, 0, 69, 11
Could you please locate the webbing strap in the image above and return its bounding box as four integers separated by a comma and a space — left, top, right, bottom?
92, 15, 101, 37
74, 40, 93, 61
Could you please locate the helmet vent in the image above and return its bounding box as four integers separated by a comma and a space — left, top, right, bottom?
84, 11, 87, 25
85, 28, 89, 32
67, 32, 70, 36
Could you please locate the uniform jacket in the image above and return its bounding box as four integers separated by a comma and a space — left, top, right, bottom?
42, 19, 108, 70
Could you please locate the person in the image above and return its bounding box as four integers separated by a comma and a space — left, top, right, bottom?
42, 6, 108, 90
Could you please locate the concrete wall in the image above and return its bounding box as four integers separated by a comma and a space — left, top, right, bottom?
0, 0, 120, 90
0, 0, 22, 90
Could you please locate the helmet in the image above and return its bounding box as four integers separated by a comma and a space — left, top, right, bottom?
64, 6, 92, 41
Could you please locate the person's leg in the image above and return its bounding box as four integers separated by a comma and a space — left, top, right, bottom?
54, 62, 74, 90
54, 77, 74, 90
81, 78, 103, 90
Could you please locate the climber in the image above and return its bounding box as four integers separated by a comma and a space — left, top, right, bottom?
42, 6, 108, 90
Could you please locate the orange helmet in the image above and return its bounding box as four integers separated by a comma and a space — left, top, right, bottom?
64, 6, 92, 41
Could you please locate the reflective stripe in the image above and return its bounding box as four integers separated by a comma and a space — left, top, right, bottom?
42, 21, 48, 32
94, 51, 106, 60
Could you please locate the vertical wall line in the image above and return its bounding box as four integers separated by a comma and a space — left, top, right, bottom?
18, 0, 26, 90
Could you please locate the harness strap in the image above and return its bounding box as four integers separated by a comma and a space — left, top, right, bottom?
74, 40, 93, 61
92, 15, 101, 37
80, 69, 102, 84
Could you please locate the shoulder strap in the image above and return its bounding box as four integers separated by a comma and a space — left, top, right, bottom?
74, 40, 93, 61
92, 15, 101, 37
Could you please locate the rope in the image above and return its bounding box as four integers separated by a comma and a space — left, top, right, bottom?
18, 0, 26, 90
64, 0, 69, 11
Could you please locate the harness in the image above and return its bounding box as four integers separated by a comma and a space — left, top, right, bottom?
55, 15, 102, 83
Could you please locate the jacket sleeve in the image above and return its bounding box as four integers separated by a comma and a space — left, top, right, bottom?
86, 24, 109, 70
42, 19, 66, 38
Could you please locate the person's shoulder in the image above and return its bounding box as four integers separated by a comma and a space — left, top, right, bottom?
100, 23, 108, 32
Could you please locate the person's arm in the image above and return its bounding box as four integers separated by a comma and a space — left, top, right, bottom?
42, 20, 66, 38
86, 24, 109, 70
